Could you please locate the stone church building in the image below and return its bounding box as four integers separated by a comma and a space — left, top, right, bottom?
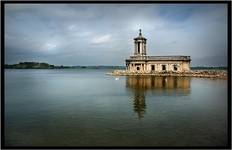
126, 30, 191, 73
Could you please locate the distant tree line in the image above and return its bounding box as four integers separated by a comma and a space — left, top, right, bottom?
4, 62, 126, 69
4, 62, 70, 69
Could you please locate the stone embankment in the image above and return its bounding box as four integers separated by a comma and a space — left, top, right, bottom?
107, 70, 228, 79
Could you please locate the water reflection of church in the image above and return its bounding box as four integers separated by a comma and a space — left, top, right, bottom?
126, 76, 190, 119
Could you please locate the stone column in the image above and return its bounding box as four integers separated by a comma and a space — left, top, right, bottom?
144, 43, 146, 55
141, 43, 143, 55
134, 42, 137, 55
142, 43, 144, 55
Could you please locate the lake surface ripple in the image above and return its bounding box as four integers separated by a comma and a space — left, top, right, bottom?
5, 69, 228, 147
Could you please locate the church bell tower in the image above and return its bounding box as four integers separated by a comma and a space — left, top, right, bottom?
134, 29, 147, 56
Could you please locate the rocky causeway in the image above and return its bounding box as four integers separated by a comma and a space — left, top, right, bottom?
107, 70, 228, 79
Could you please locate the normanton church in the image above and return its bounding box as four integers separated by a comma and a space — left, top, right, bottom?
126, 30, 191, 73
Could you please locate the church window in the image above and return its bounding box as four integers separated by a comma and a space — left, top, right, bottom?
138, 42, 140, 54
151, 65, 155, 71
162, 65, 166, 71
174, 64, 178, 71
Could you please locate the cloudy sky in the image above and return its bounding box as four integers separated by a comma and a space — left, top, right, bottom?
5, 4, 228, 66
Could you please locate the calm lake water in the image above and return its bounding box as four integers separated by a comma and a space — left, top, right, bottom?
5, 69, 228, 147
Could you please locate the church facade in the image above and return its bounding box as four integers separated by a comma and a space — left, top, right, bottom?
126, 30, 191, 73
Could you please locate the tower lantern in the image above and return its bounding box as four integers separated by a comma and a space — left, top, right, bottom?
134, 29, 147, 56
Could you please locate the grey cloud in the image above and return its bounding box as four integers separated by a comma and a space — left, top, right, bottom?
5, 4, 228, 66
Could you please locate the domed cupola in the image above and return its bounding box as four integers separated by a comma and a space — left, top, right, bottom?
134, 29, 147, 56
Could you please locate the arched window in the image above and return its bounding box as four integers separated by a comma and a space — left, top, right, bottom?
138, 42, 140, 54
174, 64, 178, 71
151, 65, 155, 71
162, 65, 166, 71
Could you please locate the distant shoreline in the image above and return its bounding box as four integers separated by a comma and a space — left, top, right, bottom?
4, 62, 125, 69
4, 62, 228, 70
